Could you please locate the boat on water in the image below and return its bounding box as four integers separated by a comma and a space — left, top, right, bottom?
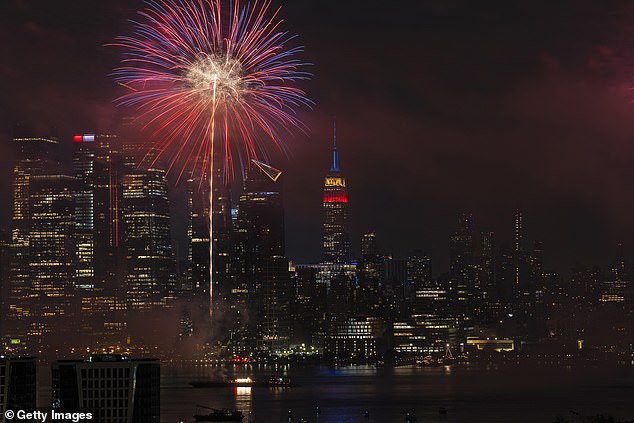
190, 377, 256, 388
416, 344, 458, 367
190, 376, 295, 388
193, 405, 244, 422
268, 376, 293, 387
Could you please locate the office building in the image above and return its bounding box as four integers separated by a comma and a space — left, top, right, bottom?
322, 125, 350, 264
73, 134, 127, 349
0, 357, 37, 420
28, 173, 78, 347
72, 134, 124, 293
5, 137, 60, 351
233, 163, 284, 342
52, 354, 159, 423
122, 146, 176, 310
260, 256, 291, 351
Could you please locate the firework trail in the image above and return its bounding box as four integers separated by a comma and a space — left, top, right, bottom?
112, 0, 311, 331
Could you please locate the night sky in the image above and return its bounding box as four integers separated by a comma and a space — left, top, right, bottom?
1, 0, 633, 275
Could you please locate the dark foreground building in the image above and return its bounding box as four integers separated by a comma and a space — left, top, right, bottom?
0, 357, 37, 421
52, 355, 159, 423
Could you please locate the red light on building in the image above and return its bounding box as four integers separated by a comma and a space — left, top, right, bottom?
323, 192, 348, 203
73, 135, 83, 142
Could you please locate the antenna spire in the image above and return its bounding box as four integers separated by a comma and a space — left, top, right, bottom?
332, 117, 339, 171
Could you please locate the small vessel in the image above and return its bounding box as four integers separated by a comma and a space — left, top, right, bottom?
416, 355, 435, 366
404, 413, 417, 422
268, 376, 293, 387
191, 376, 296, 389
193, 405, 244, 422
190, 377, 256, 388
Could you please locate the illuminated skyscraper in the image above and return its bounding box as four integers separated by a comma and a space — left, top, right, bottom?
11, 137, 59, 245
187, 167, 232, 299
322, 125, 350, 264
233, 163, 285, 346
260, 256, 291, 351
122, 146, 176, 310
186, 176, 210, 296
449, 212, 475, 280
0, 233, 10, 342
360, 231, 377, 258
73, 134, 127, 347
236, 164, 285, 292
72, 134, 124, 293
28, 173, 78, 346
407, 253, 433, 292
6, 137, 78, 351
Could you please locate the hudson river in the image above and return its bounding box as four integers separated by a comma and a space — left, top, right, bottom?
160, 363, 634, 423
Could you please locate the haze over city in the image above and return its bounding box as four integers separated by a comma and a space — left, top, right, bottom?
1, 1, 634, 423
2, 0, 634, 274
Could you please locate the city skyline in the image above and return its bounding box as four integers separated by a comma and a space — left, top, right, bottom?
1, 2, 634, 422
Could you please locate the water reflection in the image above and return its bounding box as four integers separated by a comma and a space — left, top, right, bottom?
234, 386, 252, 418
160, 364, 634, 423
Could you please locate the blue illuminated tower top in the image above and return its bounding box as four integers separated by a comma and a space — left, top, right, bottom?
331, 120, 339, 172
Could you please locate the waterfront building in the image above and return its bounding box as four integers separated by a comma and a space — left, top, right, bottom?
52, 354, 159, 423
0, 356, 37, 419
393, 284, 461, 355
325, 317, 384, 360
260, 256, 291, 352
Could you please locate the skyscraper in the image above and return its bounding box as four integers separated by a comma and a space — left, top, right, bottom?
513, 209, 528, 290
6, 136, 79, 352
187, 167, 233, 299
232, 163, 285, 345
449, 212, 476, 313
322, 124, 350, 264
10, 137, 59, 245
73, 134, 127, 348
29, 173, 78, 346
260, 256, 291, 351
449, 212, 475, 281
235, 164, 285, 291
122, 146, 176, 310
360, 232, 377, 258
187, 176, 210, 296
72, 134, 124, 293
407, 253, 433, 292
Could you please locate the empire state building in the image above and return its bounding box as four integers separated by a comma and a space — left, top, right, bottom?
322, 124, 350, 263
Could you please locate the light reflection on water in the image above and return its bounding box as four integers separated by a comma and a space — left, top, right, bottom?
234, 386, 252, 419
160, 364, 634, 423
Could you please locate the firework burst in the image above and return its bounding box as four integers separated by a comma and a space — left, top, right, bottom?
113, 0, 311, 179
112, 0, 311, 329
